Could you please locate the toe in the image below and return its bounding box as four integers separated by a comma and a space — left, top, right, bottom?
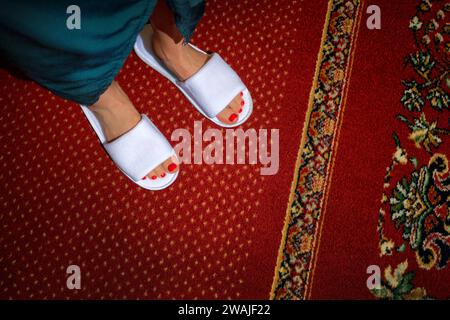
143, 156, 179, 181
145, 169, 159, 181
154, 166, 166, 178
228, 94, 243, 114
217, 106, 239, 124
216, 92, 243, 124
162, 156, 180, 174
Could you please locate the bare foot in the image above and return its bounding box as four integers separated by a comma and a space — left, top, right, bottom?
151, 27, 244, 124
89, 81, 179, 180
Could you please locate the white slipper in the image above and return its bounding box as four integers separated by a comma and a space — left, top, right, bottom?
80, 105, 179, 191
134, 24, 253, 128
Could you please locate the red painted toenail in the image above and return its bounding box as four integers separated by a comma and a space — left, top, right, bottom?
229, 113, 238, 122
240, 92, 243, 97
151, 175, 157, 180
142, 176, 147, 180
168, 163, 177, 172
239, 108, 242, 113
161, 173, 166, 178
241, 100, 245, 106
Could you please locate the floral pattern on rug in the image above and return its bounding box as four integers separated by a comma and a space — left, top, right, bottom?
376, 0, 449, 299
371, 260, 431, 300
272, 0, 362, 300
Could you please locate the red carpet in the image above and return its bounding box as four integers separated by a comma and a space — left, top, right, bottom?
0, 0, 328, 299
272, 0, 450, 299
1, 0, 448, 300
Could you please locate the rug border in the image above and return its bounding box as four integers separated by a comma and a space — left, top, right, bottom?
304, 2, 364, 299
269, 0, 334, 299
270, 0, 364, 299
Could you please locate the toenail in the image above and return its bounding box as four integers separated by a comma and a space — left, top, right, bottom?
168, 163, 177, 172
239, 108, 242, 113
160, 172, 166, 178
151, 175, 157, 180
240, 92, 243, 97
229, 113, 238, 122
142, 176, 147, 180
240, 100, 245, 106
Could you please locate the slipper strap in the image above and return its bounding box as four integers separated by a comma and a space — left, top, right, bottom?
178, 53, 246, 118
103, 115, 173, 182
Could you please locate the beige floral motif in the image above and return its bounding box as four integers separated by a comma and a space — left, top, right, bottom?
300, 234, 313, 253
371, 260, 429, 300
322, 118, 336, 136
385, 260, 408, 288
380, 238, 395, 256
393, 147, 408, 165
311, 175, 325, 193
333, 68, 345, 81
409, 16, 423, 30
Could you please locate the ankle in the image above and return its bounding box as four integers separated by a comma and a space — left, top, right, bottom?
90, 99, 139, 119
152, 31, 184, 63
90, 82, 131, 111
89, 102, 141, 142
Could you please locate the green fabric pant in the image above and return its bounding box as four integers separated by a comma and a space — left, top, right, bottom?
0, 0, 204, 105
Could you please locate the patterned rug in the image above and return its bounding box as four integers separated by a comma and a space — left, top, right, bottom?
0, 0, 329, 299
1, 0, 448, 300
272, 0, 450, 299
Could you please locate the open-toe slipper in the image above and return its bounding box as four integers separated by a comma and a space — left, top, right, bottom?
134, 24, 253, 128
80, 105, 179, 190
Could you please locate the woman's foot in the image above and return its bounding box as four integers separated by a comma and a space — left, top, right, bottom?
150, 3, 243, 125
89, 81, 179, 180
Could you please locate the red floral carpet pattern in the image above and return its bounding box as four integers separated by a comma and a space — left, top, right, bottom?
373, 0, 449, 299
0, 0, 329, 299
271, 0, 449, 300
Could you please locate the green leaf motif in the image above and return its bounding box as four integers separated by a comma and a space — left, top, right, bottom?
401, 81, 425, 111
370, 261, 431, 300
426, 87, 449, 110
409, 51, 435, 79
397, 113, 450, 152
